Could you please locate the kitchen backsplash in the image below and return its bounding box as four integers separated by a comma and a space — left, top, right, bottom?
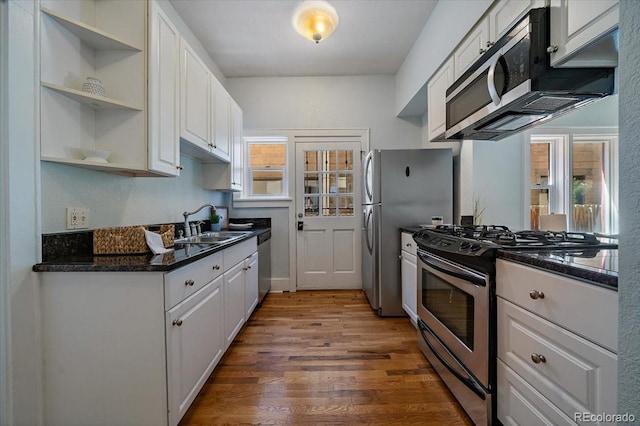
41, 218, 271, 262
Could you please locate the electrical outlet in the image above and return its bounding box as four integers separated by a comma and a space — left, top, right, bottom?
66, 207, 89, 229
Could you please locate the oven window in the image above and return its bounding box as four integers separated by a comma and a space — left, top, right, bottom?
422, 270, 475, 350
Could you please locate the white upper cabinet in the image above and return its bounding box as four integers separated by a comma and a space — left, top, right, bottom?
39, 0, 152, 175
211, 77, 231, 162
230, 100, 244, 192
453, 0, 544, 80
179, 36, 235, 164
549, 0, 619, 67
148, 0, 181, 176
427, 57, 454, 142
201, 100, 243, 191
180, 37, 211, 152
454, 18, 490, 80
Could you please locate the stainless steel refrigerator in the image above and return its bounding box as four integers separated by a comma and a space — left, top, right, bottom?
362, 149, 453, 316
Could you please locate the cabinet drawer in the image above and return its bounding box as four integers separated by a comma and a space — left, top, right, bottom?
496, 259, 618, 352
223, 236, 257, 269
401, 232, 417, 256
498, 298, 617, 420
497, 360, 577, 426
165, 251, 223, 309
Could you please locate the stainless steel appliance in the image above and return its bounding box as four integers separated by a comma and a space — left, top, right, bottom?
413, 225, 618, 425
362, 149, 453, 316
257, 230, 271, 304
445, 7, 615, 141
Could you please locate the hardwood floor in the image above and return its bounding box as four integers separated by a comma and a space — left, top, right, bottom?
180, 290, 472, 425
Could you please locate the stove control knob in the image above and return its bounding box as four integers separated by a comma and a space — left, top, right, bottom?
470, 244, 482, 252
460, 242, 471, 250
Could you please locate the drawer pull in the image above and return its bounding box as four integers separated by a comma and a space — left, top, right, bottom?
529, 290, 545, 300
172, 319, 183, 327
406, 243, 412, 247
531, 353, 546, 364
212, 265, 220, 270
185, 279, 195, 287
246, 265, 252, 270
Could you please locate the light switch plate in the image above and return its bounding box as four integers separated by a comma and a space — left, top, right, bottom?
66, 207, 89, 229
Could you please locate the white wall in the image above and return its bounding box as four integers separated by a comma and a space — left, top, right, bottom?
3, 1, 41, 423
472, 137, 524, 229
226, 75, 422, 151
395, 0, 491, 116
618, 0, 640, 416
225, 75, 420, 286
41, 155, 227, 233
157, 0, 226, 84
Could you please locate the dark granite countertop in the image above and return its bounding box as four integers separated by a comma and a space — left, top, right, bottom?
498, 248, 618, 290
33, 228, 270, 273
399, 226, 426, 234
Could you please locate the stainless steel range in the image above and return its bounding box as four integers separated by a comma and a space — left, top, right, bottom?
412, 225, 617, 425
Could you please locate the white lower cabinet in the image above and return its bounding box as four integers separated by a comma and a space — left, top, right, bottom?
244, 251, 259, 318
224, 247, 259, 349
40, 236, 259, 426
166, 276, 224, 426
224, 261, 246, 348
400, 232, 418, 326
496, 259, 618, 425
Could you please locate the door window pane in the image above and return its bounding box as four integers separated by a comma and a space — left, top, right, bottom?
338, 196, 354, 216
338, 173, 353, 193
304, 151, 319, 171
304, 196, 319, 216
304, 173, 320, 194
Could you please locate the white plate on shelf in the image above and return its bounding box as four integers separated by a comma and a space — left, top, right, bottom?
81, 148, 110, 163
229, 223, 253, 229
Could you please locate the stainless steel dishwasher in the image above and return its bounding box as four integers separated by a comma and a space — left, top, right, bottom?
258, 230, 271, 303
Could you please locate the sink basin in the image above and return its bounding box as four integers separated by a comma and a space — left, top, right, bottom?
174, 230, 253, 245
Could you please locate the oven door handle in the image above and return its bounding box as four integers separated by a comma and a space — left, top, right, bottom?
419, 321, 486, 399
419, 252, 486, 286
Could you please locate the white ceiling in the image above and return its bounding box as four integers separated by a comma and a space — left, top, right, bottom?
169, 0, 438, 78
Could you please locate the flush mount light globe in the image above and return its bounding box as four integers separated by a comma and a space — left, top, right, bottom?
292, 0, 339, 44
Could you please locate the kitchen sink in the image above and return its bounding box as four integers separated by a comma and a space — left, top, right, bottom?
174, 230, 253, 245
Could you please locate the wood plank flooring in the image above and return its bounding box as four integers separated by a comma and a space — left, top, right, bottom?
179, 290, 472, 425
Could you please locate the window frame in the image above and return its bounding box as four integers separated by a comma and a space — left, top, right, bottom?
524, 129, 618, 233
242, 136, 289, 200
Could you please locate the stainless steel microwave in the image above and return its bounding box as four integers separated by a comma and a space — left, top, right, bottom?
445, 7, 615, 141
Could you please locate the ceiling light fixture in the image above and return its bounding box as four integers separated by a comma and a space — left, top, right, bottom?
292, 0, 339, 44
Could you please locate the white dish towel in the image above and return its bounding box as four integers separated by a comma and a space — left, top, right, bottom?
144, 229, 172, 254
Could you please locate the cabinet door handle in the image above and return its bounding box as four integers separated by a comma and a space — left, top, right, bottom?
185, 279, 194, 287
177, 165, 184, 170
531, 353, 546, 364
212, 265, 220, 270
486, 41, 494, 48
529, 290, 545, 300
406, 243, 412, 247
479, 48, 487, 54
172, 319, 183, 326
246, 265, 251, 269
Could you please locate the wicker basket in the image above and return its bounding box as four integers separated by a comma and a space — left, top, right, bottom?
93, 224, 174, 255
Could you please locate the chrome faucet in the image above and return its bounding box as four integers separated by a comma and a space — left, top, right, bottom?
183, 204, 217, 237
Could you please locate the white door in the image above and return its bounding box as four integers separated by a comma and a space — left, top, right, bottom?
296, 141, 362, 289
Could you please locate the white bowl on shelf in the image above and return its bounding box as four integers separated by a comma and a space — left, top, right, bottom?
81, 149, 111, 163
